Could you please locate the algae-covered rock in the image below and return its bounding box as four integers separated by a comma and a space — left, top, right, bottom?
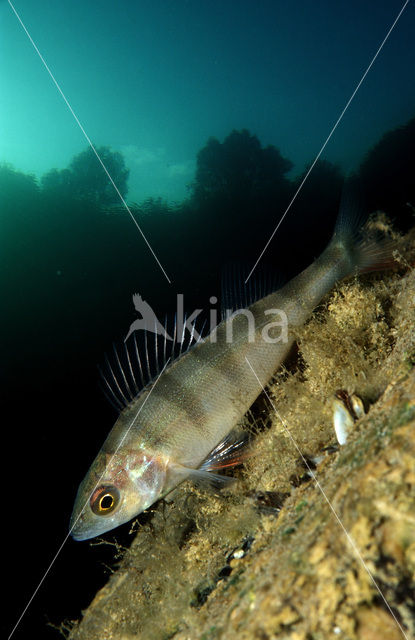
67, 228, 415, 640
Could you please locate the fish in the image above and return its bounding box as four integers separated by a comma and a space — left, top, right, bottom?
70, 190, 394, 540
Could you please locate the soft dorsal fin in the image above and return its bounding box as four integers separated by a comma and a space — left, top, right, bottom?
221, 263, 282, 320
99, 314, 208, 411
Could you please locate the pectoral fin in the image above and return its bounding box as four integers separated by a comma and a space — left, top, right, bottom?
173, 466, 237, 491
166, 429, 252, 494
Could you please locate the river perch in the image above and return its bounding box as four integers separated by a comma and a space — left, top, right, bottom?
70, 197, 393, 540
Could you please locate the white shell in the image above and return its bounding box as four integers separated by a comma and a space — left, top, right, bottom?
332, 392, 365, 445
332, 398, 354, 445
351, 394, 364, 418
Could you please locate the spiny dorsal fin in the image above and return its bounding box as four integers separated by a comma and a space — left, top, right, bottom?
99, 314, 208, 411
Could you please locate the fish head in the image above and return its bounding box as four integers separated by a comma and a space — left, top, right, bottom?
70, 448, 167, 541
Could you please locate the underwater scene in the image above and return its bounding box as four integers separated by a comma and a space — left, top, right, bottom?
2, 1, 415, 638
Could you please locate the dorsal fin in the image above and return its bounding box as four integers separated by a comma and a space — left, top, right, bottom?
221, 263, 282, 320
99, 314, 208, 411
100, 266, 282, 411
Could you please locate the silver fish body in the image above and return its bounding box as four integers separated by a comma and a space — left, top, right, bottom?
70, 219, 388, 540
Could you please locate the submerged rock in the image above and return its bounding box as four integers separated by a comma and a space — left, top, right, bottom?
67, 227, 415, 640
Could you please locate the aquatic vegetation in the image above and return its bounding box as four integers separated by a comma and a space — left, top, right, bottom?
358, 115, 415, 226
41, 146, 129, 206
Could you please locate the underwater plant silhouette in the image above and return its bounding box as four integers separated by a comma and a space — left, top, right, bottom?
357, 116, 415, 229
41, 145, 129, 207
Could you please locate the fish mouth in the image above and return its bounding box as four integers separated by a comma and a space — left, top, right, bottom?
69, 517, 96, 541
70, 527, 92, 542
69, 509, 112, 541
69, 510, 90, 541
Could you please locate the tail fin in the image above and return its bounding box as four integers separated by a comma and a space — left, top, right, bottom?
333, 178, 397, 275
352, 236, 397, 274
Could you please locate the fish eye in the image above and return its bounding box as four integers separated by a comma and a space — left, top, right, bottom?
90, 485, 120, 516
